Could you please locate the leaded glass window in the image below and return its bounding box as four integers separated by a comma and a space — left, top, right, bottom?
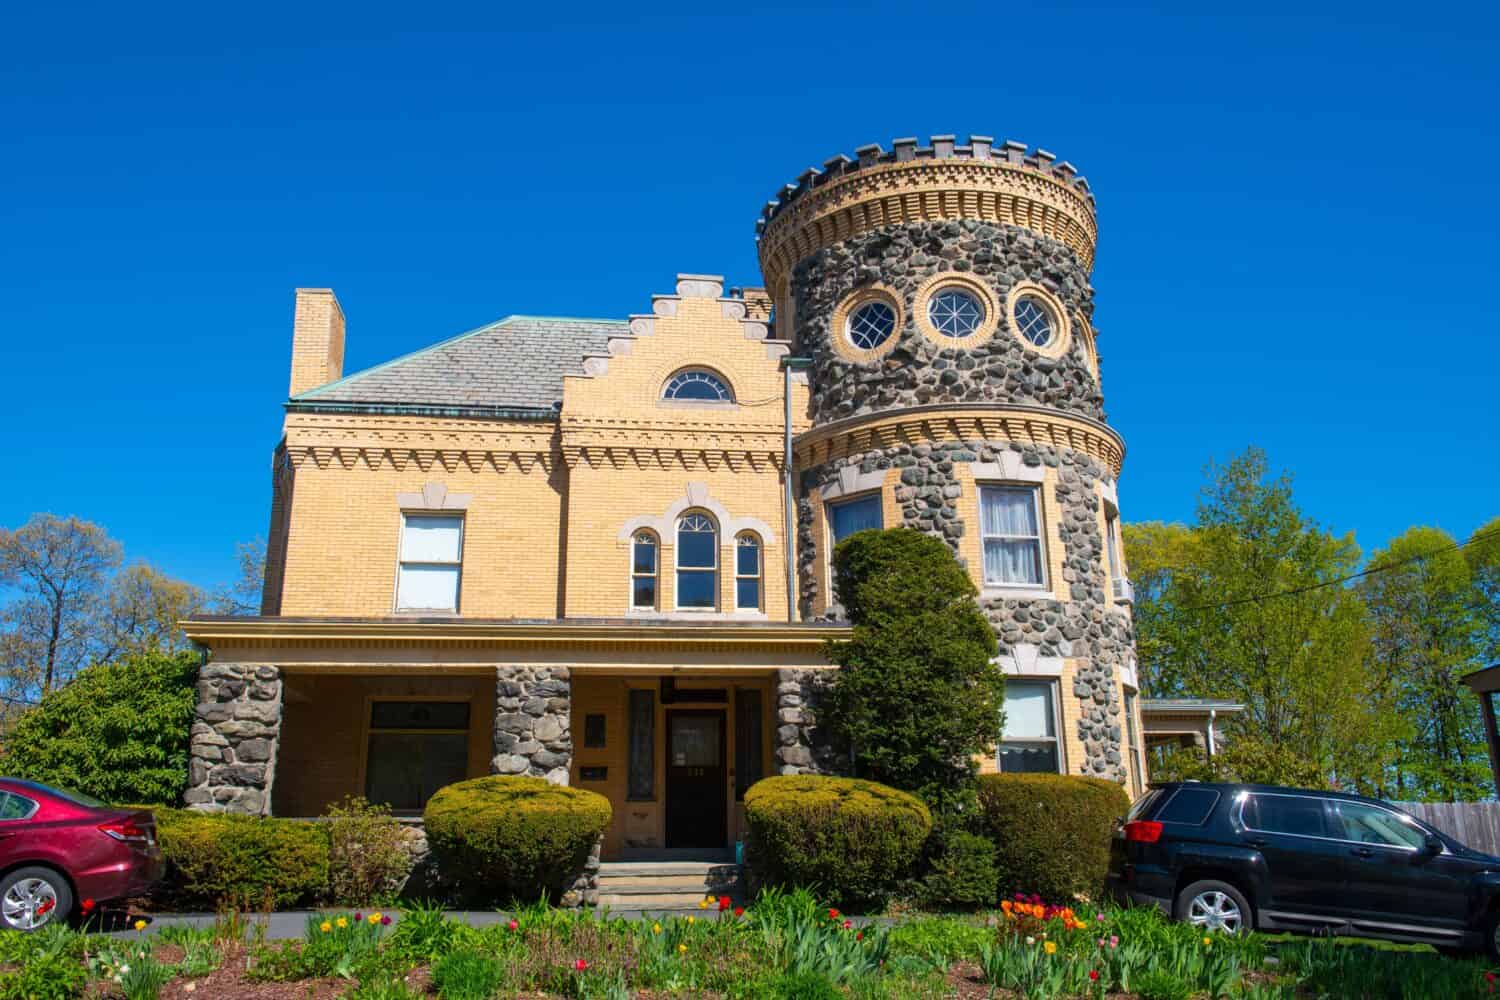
846, 300, 896, 350
927, 288, 985, 338
1014, 295, 1056, 347
663, 369, 732, 401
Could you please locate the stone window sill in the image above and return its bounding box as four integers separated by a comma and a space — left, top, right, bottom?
982, 585, 1055, 602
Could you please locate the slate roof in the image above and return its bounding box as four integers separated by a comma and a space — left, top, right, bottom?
290, 315, 626, 414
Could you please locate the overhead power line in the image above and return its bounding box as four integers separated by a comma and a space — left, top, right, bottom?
1138, 524, 1500, 618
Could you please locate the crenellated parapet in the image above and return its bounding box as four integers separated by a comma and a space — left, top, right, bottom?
757, 135, 1100, 306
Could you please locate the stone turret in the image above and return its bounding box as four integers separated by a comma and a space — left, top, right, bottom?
765, 135, 1137, 783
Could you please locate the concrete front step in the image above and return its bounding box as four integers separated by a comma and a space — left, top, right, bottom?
596, 857, 741, 911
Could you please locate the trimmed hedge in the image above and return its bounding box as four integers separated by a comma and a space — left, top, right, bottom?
744, 775, 932, 908
423, 776, 611, 903
977, 773, 1129, 902
154, 808, 330, 909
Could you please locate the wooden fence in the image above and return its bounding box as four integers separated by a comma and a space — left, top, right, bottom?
1393, 801, 1500, 856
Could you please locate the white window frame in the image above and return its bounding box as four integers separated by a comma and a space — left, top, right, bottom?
735, 533, 762, 611
979, 484, 1048, 590
630, 531, 659, 611
674, 511, 719, 611
395, 513, 464, 613
998, 678, 1064, 774
1125, 689, 1145, 797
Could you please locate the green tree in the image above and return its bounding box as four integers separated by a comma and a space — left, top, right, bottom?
1126, 448, 1397, 790
821, 528, 1003, 812
1467, 517, 1500, 663
4, 649, 202, 805
97, 562, 205, 662
1363, 526, 1489, 800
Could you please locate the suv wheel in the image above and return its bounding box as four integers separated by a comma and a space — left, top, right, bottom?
1175, 879, 1250, 936
0, 867, 72, 932
1483, 909, 1500, 961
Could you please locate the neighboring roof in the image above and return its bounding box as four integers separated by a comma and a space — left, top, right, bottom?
1141, 698, 1246, 713
289, 315, 626, 415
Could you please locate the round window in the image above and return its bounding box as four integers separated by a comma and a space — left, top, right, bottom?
927, 288, 985, 339
1013, 295, 1056, 348
846, 300, 897, 351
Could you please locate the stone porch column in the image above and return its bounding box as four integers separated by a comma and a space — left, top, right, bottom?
775, 668, 835, 775
492, 666, 573, 784
184, 663, 282, 815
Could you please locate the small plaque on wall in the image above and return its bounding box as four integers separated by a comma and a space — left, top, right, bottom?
580, 766, 608, 782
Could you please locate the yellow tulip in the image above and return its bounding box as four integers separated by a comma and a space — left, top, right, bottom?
133, 919, 147, 932
652, 922, 662, 935
1043, 940, 1057, 955
319, 921, 332, 933
336, 917, 348, 929
369, 913, 382, 925
677, 943, 687, 954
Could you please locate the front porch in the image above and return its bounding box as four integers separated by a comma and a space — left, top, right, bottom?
181, 617, 844, 864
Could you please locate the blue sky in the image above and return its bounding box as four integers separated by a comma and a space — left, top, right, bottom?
3, 1, 1497, 593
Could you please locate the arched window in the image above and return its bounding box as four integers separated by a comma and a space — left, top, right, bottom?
663, 369, 733, 402
675, 511, 718, 609
630, 531, 658, 610
735, 533, 762, 611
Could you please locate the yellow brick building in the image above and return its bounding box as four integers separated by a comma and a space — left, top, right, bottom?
184, 134, 1147, 866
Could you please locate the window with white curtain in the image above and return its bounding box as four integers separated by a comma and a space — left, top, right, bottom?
980, 485, 1046, 587
396, 514, 464, 612
828, 493, 882, 544
1000, 680, 1061, 773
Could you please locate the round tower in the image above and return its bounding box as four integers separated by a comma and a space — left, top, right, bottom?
761, 135, 1139, 784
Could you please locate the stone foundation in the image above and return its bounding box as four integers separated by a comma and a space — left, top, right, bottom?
492, 666, 573, 783
184, 663, 283, 815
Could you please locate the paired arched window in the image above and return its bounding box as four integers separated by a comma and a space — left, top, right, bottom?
735, 533, 762, 611
630, 531, 659, 610
675, 511, 718, 609
663, 368, 733, 402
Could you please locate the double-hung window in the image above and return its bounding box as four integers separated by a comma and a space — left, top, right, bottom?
396, 514, 464, 612
1125, 690, 1145, 797
675, 512, 718, 609
735, 534, 762, 611
828, 492, 882, 545
1000, 680, 1062, 773
631, 532, 659, 610
980, 485, 1046, 587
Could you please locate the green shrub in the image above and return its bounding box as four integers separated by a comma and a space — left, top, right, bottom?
0, 951, 87, 1000
977, 773, 1128, 902
324, 796, 414, 905
823, 529, 1003, 811
423, 776, 611, 904
886, 916, 990, 963
4, 650, 199, 806
154, 808, 329, 908
744, 776, 931, 908
914, 828, 999, 911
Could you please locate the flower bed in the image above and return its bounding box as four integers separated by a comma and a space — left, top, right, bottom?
0, 890, 1496, 998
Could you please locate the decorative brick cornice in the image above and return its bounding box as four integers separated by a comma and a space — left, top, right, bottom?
282, 412, 559, 475
757, 135, 1099, 297
794, 402, 1126, 477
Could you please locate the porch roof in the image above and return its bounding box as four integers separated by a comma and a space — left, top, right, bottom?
180, 615, 850, 671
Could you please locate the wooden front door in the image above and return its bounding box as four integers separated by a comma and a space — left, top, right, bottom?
666, 709, 727, 849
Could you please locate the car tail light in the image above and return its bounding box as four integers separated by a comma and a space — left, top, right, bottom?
99, 820, 150, 844
1124, 820, 1164, 844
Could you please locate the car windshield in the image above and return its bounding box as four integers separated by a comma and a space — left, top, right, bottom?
5, 779, 108, 809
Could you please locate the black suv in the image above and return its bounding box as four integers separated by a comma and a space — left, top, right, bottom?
1108, 782, 1500, 956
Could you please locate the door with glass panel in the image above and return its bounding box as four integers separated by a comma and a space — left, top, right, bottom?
364, 700, 471, 815
665, 710, 726, 848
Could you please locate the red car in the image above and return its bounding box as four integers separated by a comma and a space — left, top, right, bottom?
0, 778, 163, 930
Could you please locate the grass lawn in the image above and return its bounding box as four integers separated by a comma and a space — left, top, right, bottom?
0, 891, 1494, 998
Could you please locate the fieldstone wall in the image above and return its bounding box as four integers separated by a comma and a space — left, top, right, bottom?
797, 441, 1133, 780
775, 668, 838, 775
185, 663, 282, 815
790, 220, 1102, 425
492, 666, 573, 784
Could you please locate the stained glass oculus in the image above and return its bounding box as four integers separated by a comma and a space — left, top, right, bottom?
927, 288, 986, 338
846, 300, 897, 350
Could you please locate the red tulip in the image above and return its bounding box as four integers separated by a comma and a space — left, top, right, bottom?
574, 959, 588, 972
733, 906, 744, 917
508, 919, 519, 931
828, 908, 840, 920
80, 899, 96, 913
380, 915, 392, 926
1089, 970, 1100, 982
718, 896, 730, 911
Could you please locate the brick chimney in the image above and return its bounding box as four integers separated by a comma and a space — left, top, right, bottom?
288, 288, 346, 397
